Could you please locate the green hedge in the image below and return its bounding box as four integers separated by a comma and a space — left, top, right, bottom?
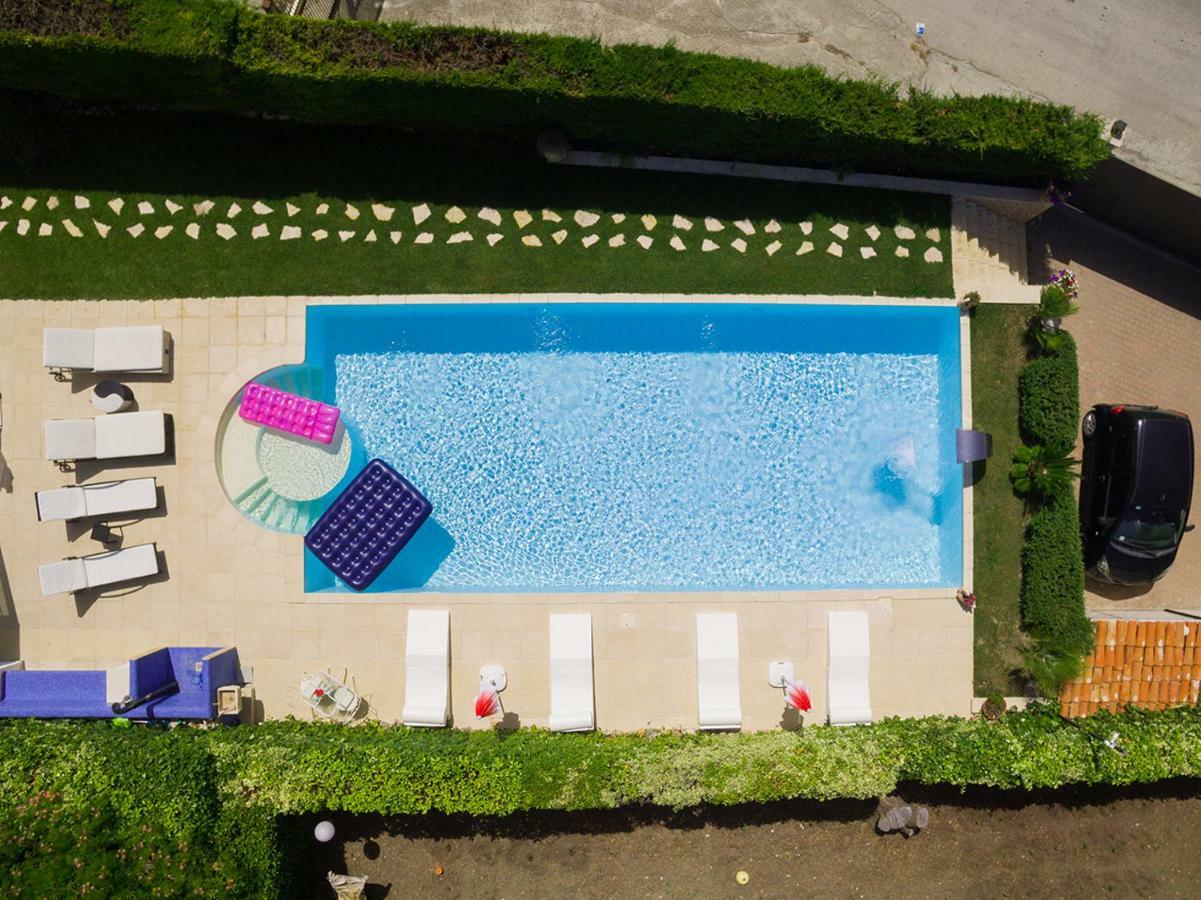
1019, 333, 1080, 445
0, 0, 1110, 185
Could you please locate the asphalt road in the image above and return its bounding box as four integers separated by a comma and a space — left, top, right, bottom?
378, 0, 1201, 197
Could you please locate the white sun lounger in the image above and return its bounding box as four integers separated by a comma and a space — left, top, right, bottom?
827, 611, 873, 726
549, 613, 594, 732
402, 609, 450, 727
696, 612, 741, 730
38, 543, 159, 596
35, 477, 159, 522
44, 411, 168, 464
43, 326, 170, 376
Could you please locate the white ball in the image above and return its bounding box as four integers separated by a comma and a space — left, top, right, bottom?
314, 820, 336, 843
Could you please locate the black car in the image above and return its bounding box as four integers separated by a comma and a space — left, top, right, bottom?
1079, 404, 1194, 585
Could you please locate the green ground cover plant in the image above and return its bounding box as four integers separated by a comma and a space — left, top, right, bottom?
0, 1, 1110, 185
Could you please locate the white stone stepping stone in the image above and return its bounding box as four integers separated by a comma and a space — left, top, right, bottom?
108, 198, 124, 215
611, 213, 626, 224
478, 207, 502, 226
672, 215, 693, 231
827, 242, 843, 257
364, 229, 377, 243
17, 219, 29, 236
542, 209, 561, 223
193, 200, 213, 216
865, 225, 881, 241
487, 233, 504, 246
551, 229, 567, 245
641, 214, 657, 231
926, 227, 941, 242
702, 239, 719, 252
895, 246, 909, 257
21, 196, 37, 211
860, 246, 876, 259
344, 204, 360, 221
765, 219, 782, 233
285, 203, 299, 217
137, 201, 154, 216
894, 225, 916, 240
0, 222, 6, 234
581, 234, 599, 248
670, 235, 686, 251
447, 231, 472, 244
446, 205, 467, 224
637, 235, 654, 249
734, 220, 755, 236
800, 221, 813, 235
338, 230, 355, 242
829, 223, 849, 240
512, 209, 532, 229
252, 223, 270, 239
280, 225, 301, 241
765, 240, 782, 256
412, 203, 431, 224
796, 241, 814, 255
316, 203, 330, 216
731, 238, 747, 253
46, 196, 59, 210
0, 196, 10, 209
62, 219, 83, 238
311, 229, 328, 241
574, 210, 600, 227
227, 203, 241, 218
74, 195, 90, 210
155, 225, 173, 239
389, 231, 402, 244
216, 223, 236, 240
38, 223, 53, 237
608, 234, 625, 248
253, 201, 273, 215
924, 247, 943, 263
93, 220, 110, 238
414, 232, 434, 244
165, 200, 182, 215
522, 234, 543, 247
186, 223, 200, 239
371, 204, 394, 222
126, 223, 144, 238
704, 217, 724, 232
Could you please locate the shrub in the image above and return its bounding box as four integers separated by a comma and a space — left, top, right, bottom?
0, 1, 1110, 185
1009, 440, 1080, 498
1019, 332, 1079, 446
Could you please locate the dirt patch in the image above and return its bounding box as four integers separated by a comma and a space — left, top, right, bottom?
0, 0, 129, 39
304, 781, 1201, 898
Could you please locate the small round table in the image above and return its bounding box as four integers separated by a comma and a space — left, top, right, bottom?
92, 380, 134, 414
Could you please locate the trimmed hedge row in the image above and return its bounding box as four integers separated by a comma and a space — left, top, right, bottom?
1019, 333, 1080, 446
0, 0, 1110, 185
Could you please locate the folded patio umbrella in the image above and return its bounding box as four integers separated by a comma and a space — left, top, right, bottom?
784, 678, 812, 712
475, 682, 502, 718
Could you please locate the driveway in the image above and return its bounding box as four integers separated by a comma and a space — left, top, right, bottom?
1029, 207, 1201, 610
378, 0, 1201, 197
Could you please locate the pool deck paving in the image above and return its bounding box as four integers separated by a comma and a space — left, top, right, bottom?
0, 295, 973, 729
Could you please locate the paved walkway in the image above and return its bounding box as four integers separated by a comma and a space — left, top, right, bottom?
1029, 208, 1201, 610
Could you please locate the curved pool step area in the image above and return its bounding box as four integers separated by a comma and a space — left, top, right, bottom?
216, 364, 352, 535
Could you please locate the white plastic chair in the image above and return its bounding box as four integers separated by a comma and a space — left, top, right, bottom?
696, 613, 742, 731
549, 613, 594, 732
827, 611, 873, 726
402, 610, 450, 727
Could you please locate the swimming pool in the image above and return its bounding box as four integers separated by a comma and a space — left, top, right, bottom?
303, 303, 963, 593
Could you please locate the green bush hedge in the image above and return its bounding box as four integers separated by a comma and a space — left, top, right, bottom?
1019, 333, 1080, 445
0, 0, 1109, 185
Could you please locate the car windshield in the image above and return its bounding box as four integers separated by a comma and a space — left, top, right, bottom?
1113, 508, 1183, 551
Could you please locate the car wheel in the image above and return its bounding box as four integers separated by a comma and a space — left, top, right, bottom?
1082, 410, 1097, 438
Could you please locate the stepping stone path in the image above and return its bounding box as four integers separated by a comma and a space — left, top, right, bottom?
797, 241, 814, 255
731, 238, 747, 253
478, 207, 502, 226
287, 203, 300, 217
829, 223, 849, 240
75, 196, 90, 210
895, 246, 909, 258
574, 210, 600, 227
155, 225, 173, 239
0, 222, 6, 234
186, 223, 201, 239
611, 213, 625, 224
412, 204, 431, 225
38, 223, 53, 236
345, 205, 360, 221
551, 230, 567, 245
734, 220, 755, 236
216, 223, 236, 240
390, 232, 403, 244
193, 200, 214, 216
252, 224, 270, 239
512, 210, 532, 228
108, 199, 124, 215
227, 203, 241, 218
608, 234, 625, 248
414, 232, 434, 244
865, 225, 880, 241
281, 226, 301, 241
445, 206, 466, 224
372, 204, 394, 222
670, 235, 686, 251
138, 201, 155, 215
522, 235, 542, 247
925, 227, 941, 242
93, 220, 110, 237
16, 220, 30, 235
364, 230, 377, 243
542, 209, 561, 223
22, 197, 37, 211
641, 214, 657, 230
581, 234, 599, 248
312, 230, 328, 241
253, 202, 273, 215
338, 231, 355, 242
894, 225, 916, 240
447, 232, 472, 244
165, 200, 182, 215
62, 219, 83, 238
800, 221, 813, 235
765, 240, 782, 256
46, 197, 59, 210
702, 239, 719, 252
765, 219, 781, 233
827, 242, 843, 257
127, 223, 144, 238
704, 217, 724, 232
860, 247, 876, 259
924, 247, 943, 263
487, 233, 503, 246
637, 235, 653, 249
672, 215, 693, 231
0, 196, 10, 209
316, 203, 330, 215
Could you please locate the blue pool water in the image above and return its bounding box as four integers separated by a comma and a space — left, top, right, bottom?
303, 304, 963, 593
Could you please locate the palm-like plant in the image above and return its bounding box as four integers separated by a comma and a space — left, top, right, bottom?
1037, 284, 1079, 320
1010, 440, 1080, 497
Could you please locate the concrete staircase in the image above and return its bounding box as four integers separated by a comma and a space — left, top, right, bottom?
951, 197, 1043, 304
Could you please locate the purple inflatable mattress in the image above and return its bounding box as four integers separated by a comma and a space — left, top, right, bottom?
304, 458, 433, 591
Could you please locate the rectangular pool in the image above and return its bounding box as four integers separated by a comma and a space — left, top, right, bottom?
304, 303, 963, 593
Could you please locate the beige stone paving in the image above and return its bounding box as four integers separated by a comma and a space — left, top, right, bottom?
0, 295, 973, 729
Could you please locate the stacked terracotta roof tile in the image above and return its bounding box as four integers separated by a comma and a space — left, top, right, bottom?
1059, 618, 1201, 717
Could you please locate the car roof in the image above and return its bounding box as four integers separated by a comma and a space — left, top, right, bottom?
1132, 417, 1194, 506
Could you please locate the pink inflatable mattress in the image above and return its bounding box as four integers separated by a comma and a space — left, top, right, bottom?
238, 382, 341, 444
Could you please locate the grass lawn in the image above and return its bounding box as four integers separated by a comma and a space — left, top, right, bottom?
971, 304, 1034, 696
0, 106, 952, 300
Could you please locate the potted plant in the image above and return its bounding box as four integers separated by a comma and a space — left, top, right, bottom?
960, 291, 981, 314
980, 691, 1007, 721
1036, 283, 1078, 334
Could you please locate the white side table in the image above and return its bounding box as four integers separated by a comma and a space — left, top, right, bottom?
92, 380, 133, 414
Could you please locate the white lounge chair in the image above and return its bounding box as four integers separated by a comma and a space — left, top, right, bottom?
36, 477, 158, 522
43, 326, 170, 377
827, 611, 873, 726
696, 612, 741, 731
402, 609, 450, 727
549, 613, 594, 732
38, 543, 159, 596
44, 411, 168, 465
